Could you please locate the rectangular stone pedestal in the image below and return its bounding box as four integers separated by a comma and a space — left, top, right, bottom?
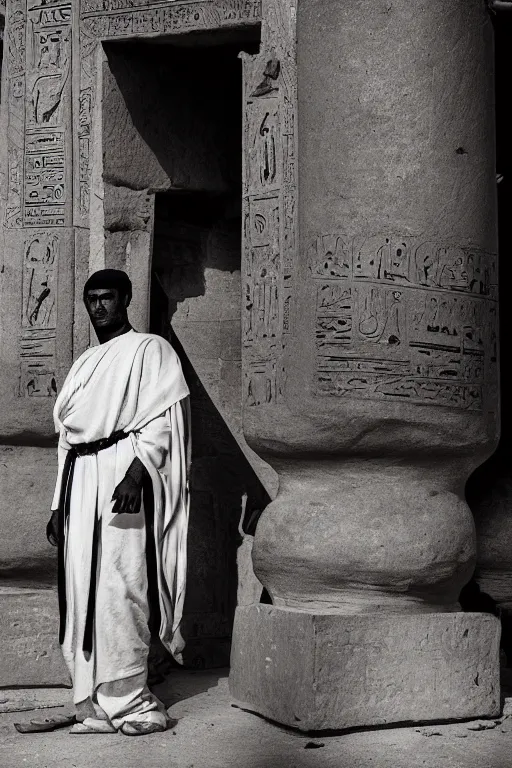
229, 605, 501, 731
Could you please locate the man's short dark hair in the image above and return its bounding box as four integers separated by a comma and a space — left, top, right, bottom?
83, 269, 132, 305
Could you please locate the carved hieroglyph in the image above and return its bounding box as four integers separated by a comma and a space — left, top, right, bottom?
309, 234, 498, 411
4, 0, 27, 228
80, 0, 261, 29
241, 0, 296, 409
24, 1, 71, 227
19, 232, 59, 397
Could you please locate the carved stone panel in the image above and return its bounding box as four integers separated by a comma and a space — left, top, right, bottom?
76, 11, 97, 226
245, 100, 281, 194
4, 0, 27, 228
19, 232, 58, 397
244, 196, 280, 357
242, 0, 297, 409
309, 234, 498, 411
23, 2, 71, 227
81, 0, 261, 36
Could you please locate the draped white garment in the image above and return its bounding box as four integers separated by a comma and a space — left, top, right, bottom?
52, 330, 190, 704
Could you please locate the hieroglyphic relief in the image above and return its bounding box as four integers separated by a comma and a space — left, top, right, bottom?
244, 196, 280, 351
3, 2, 66, 395
246, 359, 277, 407
19, 232, 59, 397
4, 0, 27, 227
315, 284, 353, 351
82, 0, 243, 10
76, 8, 99, 225
22, 232, 57, 329
78, 86, 92, 219
242, 0, 297, 407
310, 235, 498, 410
81, 0, 261, 33
23, 1, 71, 227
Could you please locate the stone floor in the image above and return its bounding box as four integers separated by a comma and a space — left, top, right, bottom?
1, 669, 512, 768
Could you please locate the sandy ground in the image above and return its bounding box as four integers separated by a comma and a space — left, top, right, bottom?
1, 669, 512, 768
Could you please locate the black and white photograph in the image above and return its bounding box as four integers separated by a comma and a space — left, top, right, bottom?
0, 0, 511, 766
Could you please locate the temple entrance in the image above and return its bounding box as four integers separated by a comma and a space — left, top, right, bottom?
102, 32, 269, 669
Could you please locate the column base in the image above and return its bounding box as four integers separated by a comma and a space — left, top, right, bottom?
229, 605, 501, 731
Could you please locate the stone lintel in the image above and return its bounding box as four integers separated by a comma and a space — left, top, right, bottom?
229, 605, 501, 731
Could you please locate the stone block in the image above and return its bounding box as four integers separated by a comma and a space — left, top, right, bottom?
236, 536, 263, 607
0, 590, 70, 687
0, 445, 57, 585
229, 605, 501, 731
220, 320, 242, 362
174, 321, 222, 360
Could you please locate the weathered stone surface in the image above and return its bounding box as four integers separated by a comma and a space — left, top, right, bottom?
0, 446, 57, 585
236, 535, 263, 607
253, 458, 478, 613
230, 605, 501, 731
0, 590, 70, 687
243, 0, 498, 456
0, 228, 76, 440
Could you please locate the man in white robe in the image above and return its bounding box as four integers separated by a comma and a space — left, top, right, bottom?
47, 269, 190, 736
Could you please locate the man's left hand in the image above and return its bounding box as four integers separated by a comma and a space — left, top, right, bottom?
112, 474, 143, 515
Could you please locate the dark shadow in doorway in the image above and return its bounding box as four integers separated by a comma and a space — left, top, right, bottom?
151, 276, 270, 670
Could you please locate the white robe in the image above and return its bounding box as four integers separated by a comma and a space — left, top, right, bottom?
52, 330, 190, 704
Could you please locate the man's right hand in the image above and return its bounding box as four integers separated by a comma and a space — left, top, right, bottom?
46, 509, 59, 547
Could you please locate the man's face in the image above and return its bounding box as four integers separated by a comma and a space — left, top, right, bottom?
85, 288, 127, 330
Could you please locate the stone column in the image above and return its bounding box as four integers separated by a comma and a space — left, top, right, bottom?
230, 0, 501, 730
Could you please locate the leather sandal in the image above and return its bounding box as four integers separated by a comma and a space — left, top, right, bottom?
120, 721, 167, 736
70, 718, 117, 734
14, 713, 76, 733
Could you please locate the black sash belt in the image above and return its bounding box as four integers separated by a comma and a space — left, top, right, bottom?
57, 430, 128, 654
